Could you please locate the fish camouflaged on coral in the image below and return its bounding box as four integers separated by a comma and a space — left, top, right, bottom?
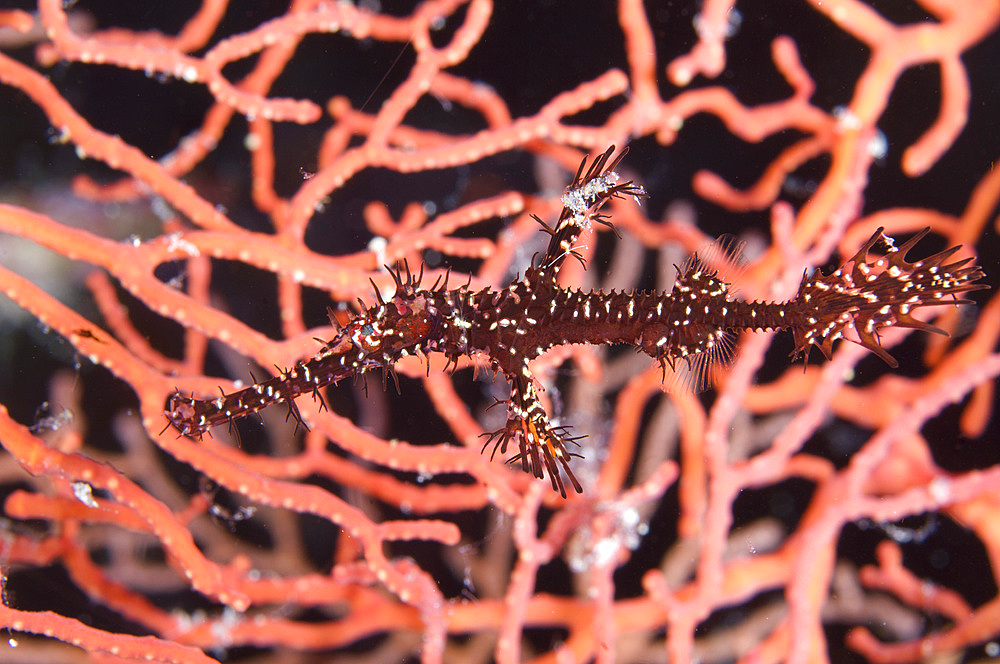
166, 147, 988, 497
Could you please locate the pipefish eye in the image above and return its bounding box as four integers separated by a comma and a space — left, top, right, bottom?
358, 323, 387, 353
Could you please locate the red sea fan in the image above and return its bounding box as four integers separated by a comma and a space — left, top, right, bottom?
0, 2, 998, 663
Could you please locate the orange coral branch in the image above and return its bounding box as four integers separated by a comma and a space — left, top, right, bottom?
0, 1, 996, 663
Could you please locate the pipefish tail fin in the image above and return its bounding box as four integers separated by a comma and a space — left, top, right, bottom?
789, 227, 988, 367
